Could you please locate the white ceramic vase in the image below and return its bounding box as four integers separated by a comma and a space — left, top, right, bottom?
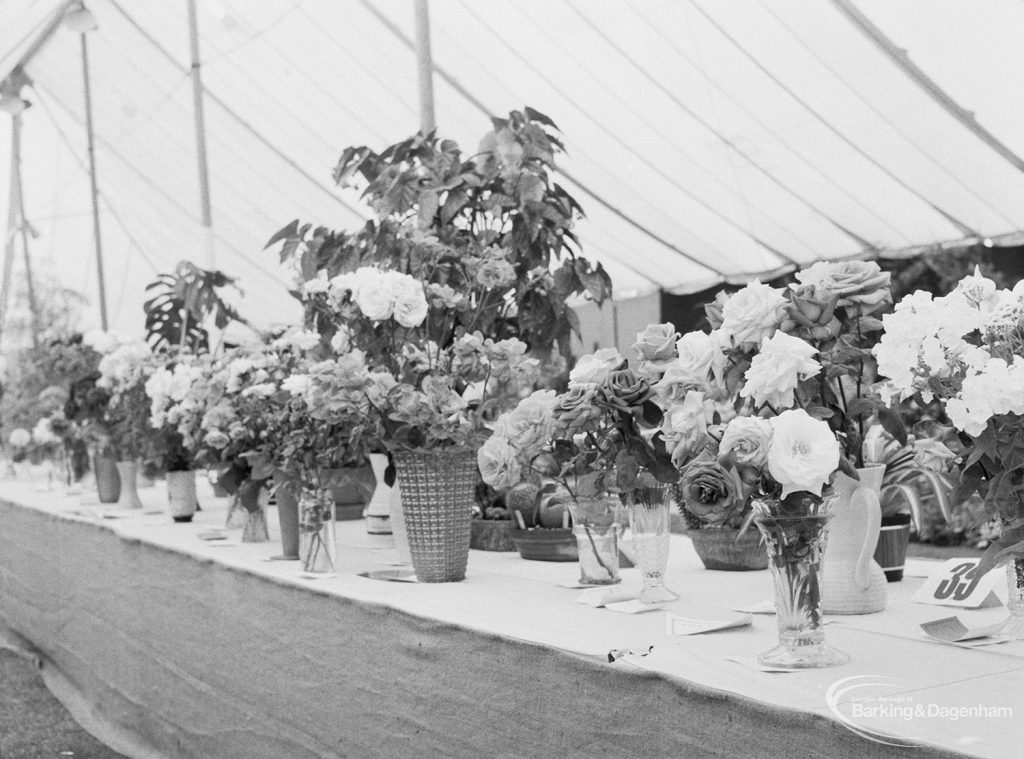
115, 460, 143, 510
167, 470, 198, 523
364, 453, 394, 535
822, 465, 888, 614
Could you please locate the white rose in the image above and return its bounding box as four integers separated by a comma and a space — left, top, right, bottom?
281, 374, 311, 397
767, 410, 840, 497
388, 272, 429, 328
740, 332, 820, 410
675, 330, 726, 384
720, 281, 786, 348
354, 271, 393, 321
719, 416, 772, 468
568, 348, 623, 387
477, 435, 523, 490
330, 326, 352, 354
494, 390, 556, 456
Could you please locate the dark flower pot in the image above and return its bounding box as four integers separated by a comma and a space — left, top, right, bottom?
688, 527, 768, 571
875, 514, 912, 582
94, 455, 120, 504
509, 526, 578, 562
470, 519, 517, 552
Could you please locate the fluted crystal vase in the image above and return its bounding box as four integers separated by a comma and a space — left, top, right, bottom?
753, 493, 849, 668
628, 479, 678, 603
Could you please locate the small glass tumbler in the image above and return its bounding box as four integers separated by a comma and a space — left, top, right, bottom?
299, 488, 337, 574
568, 496, 622, 586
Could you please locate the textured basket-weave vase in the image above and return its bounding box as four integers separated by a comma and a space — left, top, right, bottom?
688, 527, 768, 571
393, 449, 476, 583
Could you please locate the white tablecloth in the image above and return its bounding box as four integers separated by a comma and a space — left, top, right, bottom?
1, 479, 1020, 758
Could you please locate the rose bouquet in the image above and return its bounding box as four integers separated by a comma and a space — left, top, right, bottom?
874, 269, 1024, 574
478, 346, 677, 521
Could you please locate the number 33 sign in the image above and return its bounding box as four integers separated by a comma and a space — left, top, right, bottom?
912, 559, 1007, 609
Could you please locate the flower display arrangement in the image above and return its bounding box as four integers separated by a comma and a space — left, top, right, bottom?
640, 262, 900, 543
874, 269, 1024, 576
144, 351, 217, 474
94, 338, 159, 463
478, 346, 677, 507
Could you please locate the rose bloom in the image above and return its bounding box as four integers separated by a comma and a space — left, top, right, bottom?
630, 321, 679, 364
719, 281, 786, 348
662, 390, 710, 467
766, 410, 840, 497
426, 282, 461, 309
494, 390, 556, 456
477, 435, 523, 490
740, 332, 820, 410
601, 368, 653, 411
675, 329, 725, 384
354, 272, 394, 321
718, 416, 772, 468
203, 429, 230, 450
568, 348, 624, 387
553, 385, 601, 434
795, 261, 891, 316
678, 458, 745, 527
656, 362, 705, 405
388, 271, 429, 328
476, 259, 517, 290
281, 374, 311, 397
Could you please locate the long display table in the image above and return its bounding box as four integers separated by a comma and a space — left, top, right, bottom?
1, 479, 1021, 758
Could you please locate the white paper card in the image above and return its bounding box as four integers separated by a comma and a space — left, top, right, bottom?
731, 599, 775, 615
726, 655, 800, 673
921, 615, 1007, 642
911, 558, 1005, 609
604, 599, 663, 614
665, 612, 752, 636
576, 587, 637, 608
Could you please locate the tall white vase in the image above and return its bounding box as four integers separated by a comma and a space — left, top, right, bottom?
387, 477, 411, 564
822, 465, 888, 614
364, 453, 393, 535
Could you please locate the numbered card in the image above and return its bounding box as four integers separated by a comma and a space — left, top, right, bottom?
911, 559, 1006, 609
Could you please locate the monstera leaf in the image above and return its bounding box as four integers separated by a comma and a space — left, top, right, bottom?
144, 261, 244, 352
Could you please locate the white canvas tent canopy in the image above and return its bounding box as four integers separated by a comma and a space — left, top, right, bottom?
2, 0, 1024, 342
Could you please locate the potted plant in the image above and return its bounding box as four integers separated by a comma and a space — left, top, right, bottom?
874, 268, 1024, 636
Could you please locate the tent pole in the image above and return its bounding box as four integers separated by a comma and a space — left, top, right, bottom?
0, 117, 20, 348
186, 0, 215, 270
9, 116, 40, 348
81, 33, 109, 332
414, 0, 436, 133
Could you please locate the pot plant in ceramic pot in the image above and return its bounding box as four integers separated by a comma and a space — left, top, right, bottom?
874, 269, 1024, 637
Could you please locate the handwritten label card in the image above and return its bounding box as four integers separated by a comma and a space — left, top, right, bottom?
911, 559, 1005, 609
665, 611, 752, 636
921, 615, 1007, 643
